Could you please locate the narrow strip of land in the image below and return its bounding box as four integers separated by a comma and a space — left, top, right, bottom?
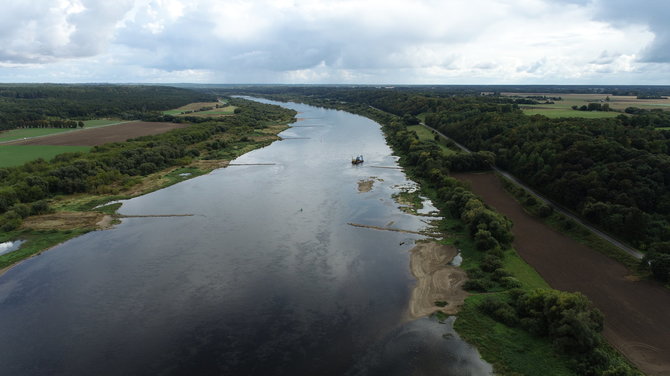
453, 172, 670, 376
227, 163, 276, 166
347, 222, 436, 236
119, 214, 194, 218
368, 166, 403, 170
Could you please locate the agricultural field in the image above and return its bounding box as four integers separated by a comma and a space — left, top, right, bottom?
0, 119, 129, 143
503, 92, 670, 118
0, 145, 91, 167
0, 128, 74, 143
407, 124, 457, 154
0, 121, 189, 167
10, 121, 188, 146
522, 107, 621, 118
83, 119, 130, 128
163, 101, 236, 117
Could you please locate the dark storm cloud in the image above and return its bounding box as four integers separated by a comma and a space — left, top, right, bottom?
591, 0, 670, 62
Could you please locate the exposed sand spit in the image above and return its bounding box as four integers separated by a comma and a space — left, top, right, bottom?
408, 241, 468, 318
358, 179, 374, 192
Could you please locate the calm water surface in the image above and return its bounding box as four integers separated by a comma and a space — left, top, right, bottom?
0, 98, 492, 375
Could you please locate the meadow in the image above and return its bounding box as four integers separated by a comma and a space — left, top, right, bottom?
407, 124, 457, 154
503, 92, 670, 118
0, 145, 91, 167
162, 101, 236, 117
0, 119, 128, 143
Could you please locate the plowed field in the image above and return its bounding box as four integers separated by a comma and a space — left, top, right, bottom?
453, 172, 670, 376
7, 121, 187, 146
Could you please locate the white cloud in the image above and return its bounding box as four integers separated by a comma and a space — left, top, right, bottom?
0, 0, 666, 83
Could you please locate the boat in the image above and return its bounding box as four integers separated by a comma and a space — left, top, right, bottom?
351, 155, 364, 165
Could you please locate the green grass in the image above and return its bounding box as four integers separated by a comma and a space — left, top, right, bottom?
407, 125, 457, 155
454, 294, 577, 376
0, 145, 91, 167
162, 109, 184, 115
523, 108, 622, 118
0, 229, 89, 270
163, 167, 207, 185
0, 128, 75, 143
196, 107, 236, 115
162, 105, 236, 116
0, 120, 129, 143
502, 250, 550, 289
83, 119, 129, 128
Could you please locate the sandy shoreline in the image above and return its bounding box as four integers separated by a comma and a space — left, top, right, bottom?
408, 241, 468, 318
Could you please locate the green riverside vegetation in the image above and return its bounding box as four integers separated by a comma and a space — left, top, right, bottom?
0, 145, 92, 168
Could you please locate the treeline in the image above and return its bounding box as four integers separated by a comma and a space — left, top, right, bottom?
479, 288, 637, 375
13, 119, 84, 129
426, 108, 670, 248
0, 84, 215, 131
0, 98, 296, 231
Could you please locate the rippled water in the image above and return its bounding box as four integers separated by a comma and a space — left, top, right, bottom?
0, 98, 491, 375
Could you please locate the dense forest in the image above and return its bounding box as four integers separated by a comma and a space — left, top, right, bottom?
0, 84, 215, 130
0, 97, 295, 231
213, 86, 670, 283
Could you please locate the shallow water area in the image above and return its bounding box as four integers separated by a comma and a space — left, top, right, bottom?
0, 240, 25, 256
0, 98, 491, 375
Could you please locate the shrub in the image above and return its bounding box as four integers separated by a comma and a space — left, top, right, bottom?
501, 276, 523, 289
478, 296, 519, 326
1, 211, 22, 232
480, 254, 504, 272
463, 278, 491, 292
536, 203, 553, 217
491, 268, 512, 281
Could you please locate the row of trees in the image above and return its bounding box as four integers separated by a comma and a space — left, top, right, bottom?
478, 289, 636, 375
0, 85, 215, 131
12, 119, 84, 129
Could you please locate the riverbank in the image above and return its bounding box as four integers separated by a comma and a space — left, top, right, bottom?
241, 93, 643, 375
455, 171, 670, 376
0, 120, 292, 274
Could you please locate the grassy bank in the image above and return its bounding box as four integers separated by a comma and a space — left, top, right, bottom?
0, 229, 90, 271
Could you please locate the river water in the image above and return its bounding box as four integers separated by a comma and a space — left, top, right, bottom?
0, 98, 492, 375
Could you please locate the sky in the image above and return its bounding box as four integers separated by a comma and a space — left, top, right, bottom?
0, 0, 668, 84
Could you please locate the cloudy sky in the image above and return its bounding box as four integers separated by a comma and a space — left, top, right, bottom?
0, 0, 668, 84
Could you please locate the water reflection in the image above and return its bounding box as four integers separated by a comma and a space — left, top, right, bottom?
0, 240, 25, 256
0, 98, 491, 375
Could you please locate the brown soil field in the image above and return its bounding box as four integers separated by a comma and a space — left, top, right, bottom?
453, 172, 670, 376
21, 212, 106, 230
7, 121, 188, 146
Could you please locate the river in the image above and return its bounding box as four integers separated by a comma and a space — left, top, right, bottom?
0, 98, 492, 375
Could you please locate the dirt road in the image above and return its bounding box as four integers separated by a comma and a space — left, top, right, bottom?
454, 172, 670, 376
